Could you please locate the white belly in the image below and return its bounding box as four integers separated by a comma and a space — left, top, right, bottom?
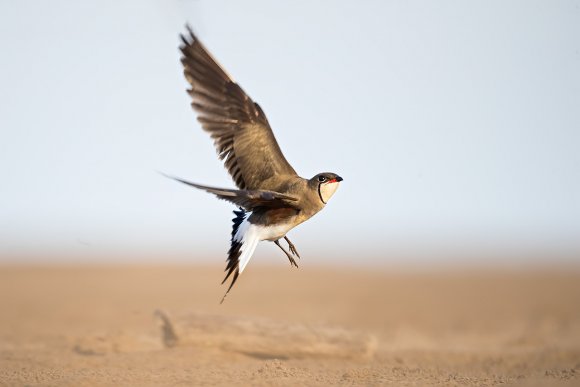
257, 222, 295, 242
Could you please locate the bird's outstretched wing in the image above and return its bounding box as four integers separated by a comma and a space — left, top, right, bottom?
163, 174, 299, 210
180, 26, 298, 190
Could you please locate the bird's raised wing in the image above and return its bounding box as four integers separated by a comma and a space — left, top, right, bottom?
180, 27, 297, 190
164, 174, 299, 211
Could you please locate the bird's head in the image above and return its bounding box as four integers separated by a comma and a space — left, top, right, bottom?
310, 172, 343, 204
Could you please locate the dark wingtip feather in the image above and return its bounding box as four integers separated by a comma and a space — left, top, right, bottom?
179, 24, 197, 52
185, 24, 195, 39
179, 34, 189, 48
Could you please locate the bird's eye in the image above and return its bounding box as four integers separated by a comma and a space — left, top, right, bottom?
318, 176, 327, 182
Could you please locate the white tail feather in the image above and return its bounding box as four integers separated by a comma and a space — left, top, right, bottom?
233, 215, 296, 274
235, 218, 261, 273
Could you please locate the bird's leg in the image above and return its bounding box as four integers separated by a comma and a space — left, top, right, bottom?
284, 236, 301, 259
274, 240, 299, 268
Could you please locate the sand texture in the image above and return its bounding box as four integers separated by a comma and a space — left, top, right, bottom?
1, 264, 579, 386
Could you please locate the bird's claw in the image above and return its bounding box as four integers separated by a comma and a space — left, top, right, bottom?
275, 239, 299, 268
288, 255, 299, 268
288, 245, 300, 258
289, 244, 300, 259
285, 238, 301, 259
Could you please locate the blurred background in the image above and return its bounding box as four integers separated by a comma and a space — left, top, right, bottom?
2, 3, 580, 385
0, 0, 579, 266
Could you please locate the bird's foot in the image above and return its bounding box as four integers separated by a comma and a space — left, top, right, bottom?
275, 239, 299, 268
284, 236, 301, 259
287, 255, 299, 268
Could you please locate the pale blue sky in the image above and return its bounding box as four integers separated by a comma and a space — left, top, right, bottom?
1, 1, 579, 263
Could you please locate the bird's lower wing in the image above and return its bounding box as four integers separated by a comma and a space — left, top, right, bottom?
163, 174, 299, 210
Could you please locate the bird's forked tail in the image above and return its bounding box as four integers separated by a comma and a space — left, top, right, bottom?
220, 208, 260, 303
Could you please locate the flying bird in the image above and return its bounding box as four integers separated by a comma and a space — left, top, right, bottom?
168, 27, 343, 303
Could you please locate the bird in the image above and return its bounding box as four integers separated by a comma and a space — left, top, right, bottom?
167, 26, 343, 303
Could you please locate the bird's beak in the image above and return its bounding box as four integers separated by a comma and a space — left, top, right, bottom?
335, 176, 343, 182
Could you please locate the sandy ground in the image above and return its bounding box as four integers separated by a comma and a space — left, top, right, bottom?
1, 263, 579, 386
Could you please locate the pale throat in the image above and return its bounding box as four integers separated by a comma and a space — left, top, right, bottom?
319, 182, 340, 204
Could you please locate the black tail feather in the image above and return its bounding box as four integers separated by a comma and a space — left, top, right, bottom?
220, 207, 246, 303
